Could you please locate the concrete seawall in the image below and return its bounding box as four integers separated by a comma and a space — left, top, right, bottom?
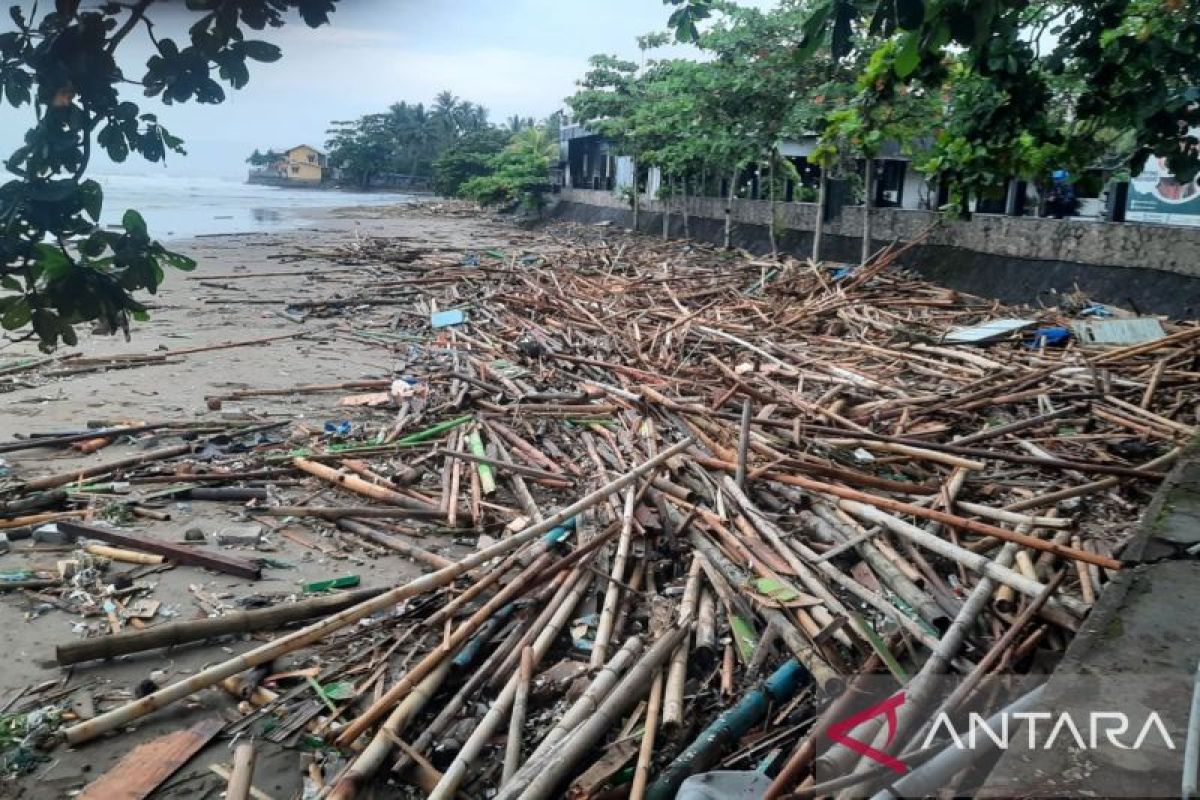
552, 188, 1200, 318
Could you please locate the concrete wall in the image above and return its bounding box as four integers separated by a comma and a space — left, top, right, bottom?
554, 187, 1200, 318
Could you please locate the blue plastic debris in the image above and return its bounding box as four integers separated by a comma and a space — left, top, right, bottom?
462, 254, 480, 267
1027, 327, 1070, 348
323, 420, 352, 437
830, 265, 855, 281
431, 309, 467, 328
1080, 303, 1115, 318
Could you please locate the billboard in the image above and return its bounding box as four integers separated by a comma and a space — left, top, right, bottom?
1125, 135, 1200, 226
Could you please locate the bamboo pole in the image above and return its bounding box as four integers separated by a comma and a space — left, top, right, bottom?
662, 557, 702, 727
427, 568, 596, 800
504, 647, 534, 783
835, 497, 1087, 621
493, 625, 690, 800
630, 670, 664, 800
56, 588, 386, 665
293, 457, 441, 512
326, 657, 453, 800
767, 469, 1119, 570
227, 742, 257, 800
82, 543, 163, 565
520, 635, 645, 771
592, 486, 636, 668
63, 440, 690, 746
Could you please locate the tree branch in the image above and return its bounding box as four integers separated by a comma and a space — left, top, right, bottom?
106, 0, 156, 56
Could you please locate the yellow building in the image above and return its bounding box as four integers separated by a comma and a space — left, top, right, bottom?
248, 144, 327, 186
277, 145, 326, 183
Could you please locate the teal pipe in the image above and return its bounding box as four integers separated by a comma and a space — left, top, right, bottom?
646, 659, 810, 800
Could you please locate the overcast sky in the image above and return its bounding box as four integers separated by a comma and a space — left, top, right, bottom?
0, 0, 769, 179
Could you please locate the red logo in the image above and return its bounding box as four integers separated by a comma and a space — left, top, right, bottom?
826, 691, 909, 774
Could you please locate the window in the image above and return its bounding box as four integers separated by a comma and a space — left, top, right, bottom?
307, 154, 316, 163
291, 166, 300, 174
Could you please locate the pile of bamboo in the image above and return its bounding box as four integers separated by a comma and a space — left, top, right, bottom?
2, 219, 1197, 799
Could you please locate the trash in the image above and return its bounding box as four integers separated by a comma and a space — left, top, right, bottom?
1026, 326, 1071, 348
302, 575, 361, 593
216, 524, 264, 547
431, 309, 467, 328
942, 317, 1037, 344
1071, 317, 1166, 345
1, 208, 1192, 800
323, 420, 353, 437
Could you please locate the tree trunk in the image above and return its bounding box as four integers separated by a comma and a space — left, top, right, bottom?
861, 157, 873, 264
812, 165, 827, 264
681, 176, 690, 238
724, 166, 738, 250
662, 173, 670, 241
768, 151, 778, 258
631, 157, 640, 232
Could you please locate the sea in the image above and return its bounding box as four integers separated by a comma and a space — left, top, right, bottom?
94, 173, 417, 241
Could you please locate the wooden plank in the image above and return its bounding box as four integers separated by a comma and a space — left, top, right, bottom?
59, 522, 261, 579
77, 718, 223, 800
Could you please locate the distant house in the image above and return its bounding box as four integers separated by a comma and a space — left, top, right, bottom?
247, 144, 328, 186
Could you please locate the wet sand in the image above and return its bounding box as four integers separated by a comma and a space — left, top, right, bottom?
0, 202, 530, 799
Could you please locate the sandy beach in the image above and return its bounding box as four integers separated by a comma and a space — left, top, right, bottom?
0, 201, 530, 799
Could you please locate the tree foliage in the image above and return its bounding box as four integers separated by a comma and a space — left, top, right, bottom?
665, 0, 1200, 199
432, 127, 513, 197
1, 0, 338, 350
460, 126, 558, 212
325, 92, 490, 189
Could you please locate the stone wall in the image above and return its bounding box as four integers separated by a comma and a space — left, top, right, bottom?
553, 188, 1200, 318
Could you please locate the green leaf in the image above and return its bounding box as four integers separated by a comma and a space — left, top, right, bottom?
161, 250, 197, 271
131, 309, 150, 322
894, 33, 920, 78
79, 180, 103, 221
753, 576, 801, 604
729, 615, 758, 663
241, 40, 282, 62
33, 243, 72, 281
0, 297, 31, 330
122, 209, 147, 237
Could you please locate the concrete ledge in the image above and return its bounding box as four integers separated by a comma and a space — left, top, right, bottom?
979, 438, 1200, 797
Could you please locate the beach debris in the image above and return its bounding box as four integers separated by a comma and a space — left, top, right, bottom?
0, 209, 1195, 799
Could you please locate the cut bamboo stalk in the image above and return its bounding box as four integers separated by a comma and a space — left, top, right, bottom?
766, 469, 1119, 570
427, 567, 596, 800
326, 657, 453, 800
504, 647, 534, 783
227, 742, 257, 800
335, 519, 454, 570
56, 588, 385, 666
592, 485, 636, 668
522, 635, 645, 770
835, 498, 1087, 622
82, 543, 164, 565
492, 625, 689, 800
293, 457, 441, 513
630, 670, 664, 800
662, 556, 702, 727
63, 440, 690, 746
953, 501, 1072, 529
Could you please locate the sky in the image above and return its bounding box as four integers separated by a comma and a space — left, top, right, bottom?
0, 0, 769, 179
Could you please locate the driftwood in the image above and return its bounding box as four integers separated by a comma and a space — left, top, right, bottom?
55, 588, 387, 665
